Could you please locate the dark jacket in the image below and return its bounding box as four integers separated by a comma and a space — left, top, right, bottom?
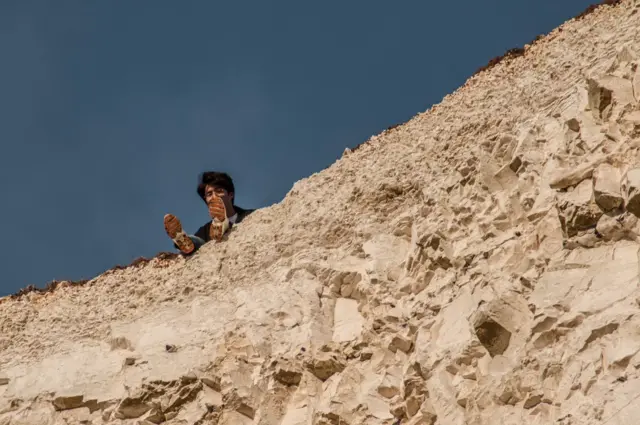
193, 205, 255, 243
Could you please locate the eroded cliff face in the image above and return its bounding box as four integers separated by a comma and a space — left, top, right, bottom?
2, 1, 640, 424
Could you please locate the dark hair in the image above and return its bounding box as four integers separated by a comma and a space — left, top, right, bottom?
197, 171, 235, 203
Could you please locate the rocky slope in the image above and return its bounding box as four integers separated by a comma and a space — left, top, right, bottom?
2, 1, 640, 424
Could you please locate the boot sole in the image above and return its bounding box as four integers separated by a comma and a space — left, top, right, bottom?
208, 196, 229, 241
164, 214, 195, 254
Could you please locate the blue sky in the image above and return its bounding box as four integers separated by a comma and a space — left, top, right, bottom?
0, 1, 595, 296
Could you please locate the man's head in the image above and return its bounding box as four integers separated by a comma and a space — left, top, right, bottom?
197, 171, 235, 212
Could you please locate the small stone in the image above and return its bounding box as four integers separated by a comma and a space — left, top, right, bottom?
389, 334, 413, 353
237, 402, 256, 419
524, 392, 544, 409
115, 396, 151, 419
274, 364, 303, 386
124, 357, 136, 366
566, 118, 580, 132
360, 349, 373, 361
378, 384, 400, 399
53, 395, 85, 411
165, 344, 178, 353
0, 376, 8, 386
180, 372, 198, 384
304, 351, 346, 381
556, 179, 603, 237
377, 372, 401, 399
593, 164, 623, 211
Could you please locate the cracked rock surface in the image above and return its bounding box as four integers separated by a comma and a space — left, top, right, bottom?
3, 1, 640, 424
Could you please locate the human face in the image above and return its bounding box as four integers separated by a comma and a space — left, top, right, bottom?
205, 185, 233, 208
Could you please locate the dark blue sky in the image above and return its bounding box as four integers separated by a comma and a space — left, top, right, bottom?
0, 1, 594, 295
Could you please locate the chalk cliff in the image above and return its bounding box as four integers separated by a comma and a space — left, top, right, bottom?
2, 1, 640, 424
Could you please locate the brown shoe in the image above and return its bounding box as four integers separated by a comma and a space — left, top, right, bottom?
164, 214, 195, 254
208, 196, 230, 241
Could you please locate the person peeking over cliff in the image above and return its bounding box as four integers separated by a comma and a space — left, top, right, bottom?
163, 171, 255, 255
